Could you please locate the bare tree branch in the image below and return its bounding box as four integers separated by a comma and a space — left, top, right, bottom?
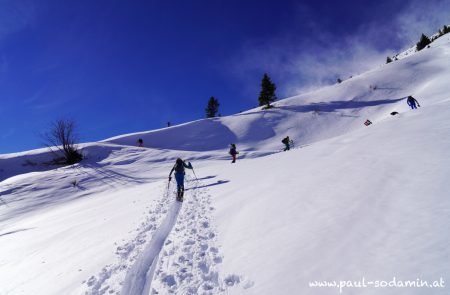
42, 119, 82, 165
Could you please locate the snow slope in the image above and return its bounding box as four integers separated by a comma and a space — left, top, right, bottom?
0, 34, 449, 295
104, 34, 450, 154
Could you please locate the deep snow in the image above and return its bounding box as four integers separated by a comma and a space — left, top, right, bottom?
1, 34, 450, 295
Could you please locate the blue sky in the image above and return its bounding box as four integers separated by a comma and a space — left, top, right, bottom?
0, 0, 449, 153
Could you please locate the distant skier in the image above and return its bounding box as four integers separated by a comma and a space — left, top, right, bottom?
282, 136, 291, 151
168, 158, 193, 201
229, 143, 239, 163
137, 138, 144, 147
407, 95, 420, 109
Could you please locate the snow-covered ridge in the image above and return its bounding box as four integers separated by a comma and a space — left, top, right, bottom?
392, 25, 450, 61
104, 35, 450, 151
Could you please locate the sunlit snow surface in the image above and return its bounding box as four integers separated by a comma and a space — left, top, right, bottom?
1, 35, 450, 295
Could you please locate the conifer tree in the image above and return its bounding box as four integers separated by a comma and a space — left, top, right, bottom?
386, 56, 393, 64
258, 73, 277, 108
205, 96, 220, 118
436, 25, 449, 39
416, 33, 431, 51
443, 25, 450, 35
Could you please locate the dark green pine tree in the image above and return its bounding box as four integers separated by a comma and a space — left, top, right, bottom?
416, 33, 431, 51
258, 73, 277, 108
436, 25, 450, 39
205, 96, 220, 118
443, 25, 450, 35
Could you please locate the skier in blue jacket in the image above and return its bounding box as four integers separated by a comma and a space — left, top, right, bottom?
407, 95, 420, 109
169, 158, 193, 201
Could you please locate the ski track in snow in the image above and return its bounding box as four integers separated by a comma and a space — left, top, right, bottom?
149, 176, 247, 295
83, 176, 248, 295
83, 183, 173, 295
120, 197, 182, 295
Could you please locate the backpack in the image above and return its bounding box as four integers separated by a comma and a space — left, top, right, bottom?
282, 137, 289, 144
174, 159, 185, 173
229, 144, 237, 155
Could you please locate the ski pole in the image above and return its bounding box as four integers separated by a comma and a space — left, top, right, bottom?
187, 161, 198, 180
191, 168, 198, 180
165, 177, 172, 199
